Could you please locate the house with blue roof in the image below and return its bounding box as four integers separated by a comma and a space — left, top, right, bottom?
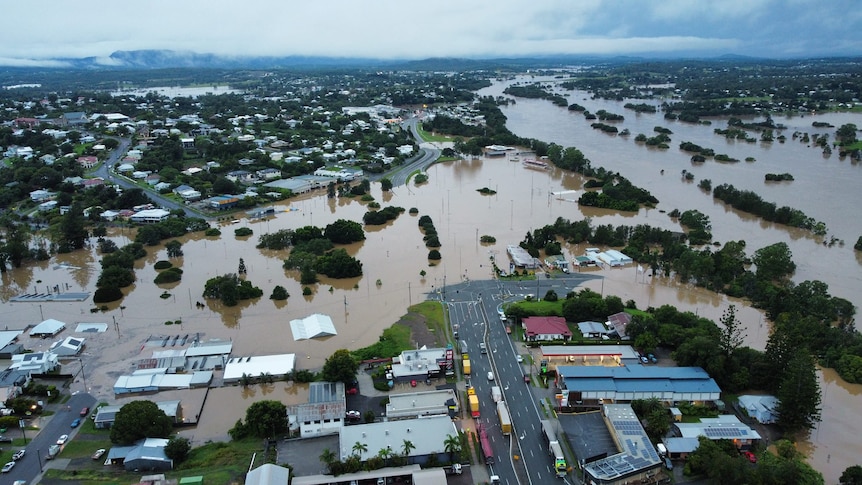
555, 365, 721, 408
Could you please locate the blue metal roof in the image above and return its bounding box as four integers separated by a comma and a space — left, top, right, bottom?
559, 365, 720, 395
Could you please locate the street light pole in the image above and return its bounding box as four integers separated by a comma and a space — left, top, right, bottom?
78, 357, 88, 392
37, 448, 43, 472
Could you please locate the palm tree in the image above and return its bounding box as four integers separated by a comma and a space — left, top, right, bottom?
444, 433, 462, 463
402, 439, 416, 464
352, 441, 368, 459
377, 446, 393, 466
319, 447, 337, 472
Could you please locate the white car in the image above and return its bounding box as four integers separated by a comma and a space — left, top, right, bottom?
487, 371, 494, 381
516, 355, 523, 363
12, 449, 25, 461
1, 461, 15, 473
56, 434, 69, 445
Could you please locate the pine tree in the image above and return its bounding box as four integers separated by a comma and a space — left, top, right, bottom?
776, 352, 822, 434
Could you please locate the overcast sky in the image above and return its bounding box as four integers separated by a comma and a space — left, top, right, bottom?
1, 0, 859, 67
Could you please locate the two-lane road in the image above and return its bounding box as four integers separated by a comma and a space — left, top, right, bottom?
4, 393, 97, 484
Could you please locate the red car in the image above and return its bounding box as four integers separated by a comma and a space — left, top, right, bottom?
742, 451, 757, 463
80, 407, 90, 417
346, 387, 358, 395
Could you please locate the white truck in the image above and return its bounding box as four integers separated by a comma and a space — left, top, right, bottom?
47, 444, 61, 460
491, 386, 502, 403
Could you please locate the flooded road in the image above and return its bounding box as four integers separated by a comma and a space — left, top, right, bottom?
0, 75, 859, 482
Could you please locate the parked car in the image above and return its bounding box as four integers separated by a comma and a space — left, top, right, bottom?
70, 418, 81, 428
80, 407, 90, 417
346, 410, 361, 421
12, 450, 25, 461
742, 451, 757, 463
1, 461, 15, 473
91, 448, 106, 460
56, 434, 69, 445
516, 355, 523, 363
648, 354, 657, 363
0, 436, 11, 443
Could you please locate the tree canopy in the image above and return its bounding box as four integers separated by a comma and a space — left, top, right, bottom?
110, 400, 173, 445
322, 349, 359, 384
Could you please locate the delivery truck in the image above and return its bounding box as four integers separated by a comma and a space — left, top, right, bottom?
467, 386, 480, 418
497, 401, 512, 436
491, 386, 502, 403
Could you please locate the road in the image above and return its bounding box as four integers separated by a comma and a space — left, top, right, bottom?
4, 392, 97, 484
441, 272, 599, 485
93, 137, 203, 219
378, 116, 440, 187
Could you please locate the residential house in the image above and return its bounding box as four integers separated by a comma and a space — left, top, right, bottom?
256, 168, 281, 180
130, 209, 171, 224
226, 170, 253, 183
10, 352, 60, 374
29, 189, 51, 202
522, 316, 572, 342
77, 156, 99, 169
106, 438, 173, 471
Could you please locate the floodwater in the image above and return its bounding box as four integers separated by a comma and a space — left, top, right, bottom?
1, 75, 859, 482
110, 85, 242, 98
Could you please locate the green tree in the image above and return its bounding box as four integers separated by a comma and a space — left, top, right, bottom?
315, 248, 363, 278
352, 441, 368, 458
320, 448, 337, 472
718, 305, 746, 357
840, 465, 862, 485
378, 446, 394, 466
380, 178, 393, 191
58, 202, 88, 252
836, 123, 858, 144
324, 219, 365, 244
544, 289, 558, 302
165, 240, 183, 258
270, 285, 289, 300
164, 436, 191, 463
110, 400, 173, 445
242, 400, 288, 438
776, 352, 822, 434
444, 434, 462, 463
322, 349, 358, 384
401, 439, 416, 463
97, 265, 135, 288
753, 242, 796, 282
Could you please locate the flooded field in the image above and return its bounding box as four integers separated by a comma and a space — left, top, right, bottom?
1, 75, 860, 482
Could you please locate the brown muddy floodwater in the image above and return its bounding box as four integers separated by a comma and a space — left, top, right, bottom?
1, 75, 860, 482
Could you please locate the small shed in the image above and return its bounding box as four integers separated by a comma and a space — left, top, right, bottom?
669, 407, 683, 422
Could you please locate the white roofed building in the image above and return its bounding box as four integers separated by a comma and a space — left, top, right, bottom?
223, 354, 296, 384
338, 415, 456, 464
290, 314, 337, 340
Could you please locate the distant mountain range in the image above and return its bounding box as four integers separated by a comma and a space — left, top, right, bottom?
7, 49, 767, 71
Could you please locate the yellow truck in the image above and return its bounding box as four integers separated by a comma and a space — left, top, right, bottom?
462, 352, 471, 375
497, 401, 512, 436
467, 387, 480, 418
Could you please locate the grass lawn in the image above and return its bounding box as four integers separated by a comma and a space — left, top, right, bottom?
410, 301, 445, 334
415, 123, 454, 143
44, 438, 268, 485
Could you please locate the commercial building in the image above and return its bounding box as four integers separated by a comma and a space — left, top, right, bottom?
556, 365, 721, 408
223, 353, 296, 384
581, 404, 663, 485
338, 415, 456, 464
386, 389, 459, 420
287, 381, 346, 438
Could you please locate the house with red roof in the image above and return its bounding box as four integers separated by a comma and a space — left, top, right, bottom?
77, 155, 98, 169
523, 316, 572, 342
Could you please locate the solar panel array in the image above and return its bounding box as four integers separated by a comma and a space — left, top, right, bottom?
642, 437, 660, 461
704, 427, 747, 439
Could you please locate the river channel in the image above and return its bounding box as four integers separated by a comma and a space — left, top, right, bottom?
0, 75, 859, 482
